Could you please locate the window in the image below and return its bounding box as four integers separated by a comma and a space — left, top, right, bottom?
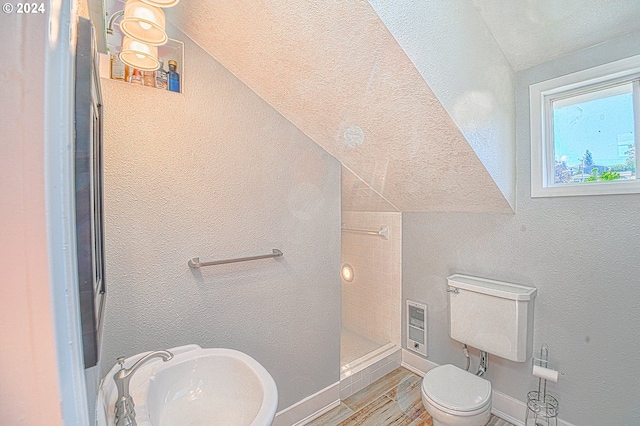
530, 55, 640, 197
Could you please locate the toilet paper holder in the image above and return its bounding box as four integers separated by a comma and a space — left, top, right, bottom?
531, 345, 564, 380
526, 345, 560, 426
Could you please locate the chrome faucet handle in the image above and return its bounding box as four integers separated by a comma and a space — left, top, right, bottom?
113, 351, 173, 426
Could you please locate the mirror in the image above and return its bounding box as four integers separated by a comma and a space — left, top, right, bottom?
75, 17, 106, 368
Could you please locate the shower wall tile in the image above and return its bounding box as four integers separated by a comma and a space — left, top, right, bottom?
342, 212, 402, 346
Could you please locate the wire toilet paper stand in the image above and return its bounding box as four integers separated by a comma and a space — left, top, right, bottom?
526, 344, 559, 426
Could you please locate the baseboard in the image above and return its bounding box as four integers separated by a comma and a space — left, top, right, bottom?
491, 390, 526, 426
272, 382, 340, 426
401, 348, 437, 376
401, 349, 576, 426
274, 347, 403, 425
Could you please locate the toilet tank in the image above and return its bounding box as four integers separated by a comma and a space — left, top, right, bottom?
448, 274, 537, 362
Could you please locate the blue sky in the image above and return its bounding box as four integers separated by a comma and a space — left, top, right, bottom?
553, 92, 634, 167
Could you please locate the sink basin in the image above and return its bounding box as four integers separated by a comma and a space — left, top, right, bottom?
97, 344, 278, 426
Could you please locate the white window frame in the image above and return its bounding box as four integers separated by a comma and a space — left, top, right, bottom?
530, 55, 640, 198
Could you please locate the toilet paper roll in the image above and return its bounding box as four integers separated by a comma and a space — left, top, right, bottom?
532, 365, 559, 382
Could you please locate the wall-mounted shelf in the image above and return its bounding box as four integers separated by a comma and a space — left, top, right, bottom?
100, 31, 184, 94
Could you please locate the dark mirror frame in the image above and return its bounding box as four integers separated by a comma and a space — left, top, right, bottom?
75, 17, 106, 368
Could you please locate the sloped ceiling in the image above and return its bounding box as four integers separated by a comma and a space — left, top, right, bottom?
342, 166, 398, 212
471, 0, 640, 71
367, 1, 517, 211
167, 1, 513, 213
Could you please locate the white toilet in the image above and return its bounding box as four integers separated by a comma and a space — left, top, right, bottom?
422, 363, 492, 426
420, 274, 537, 426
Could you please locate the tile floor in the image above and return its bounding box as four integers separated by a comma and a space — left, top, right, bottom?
307, 367, 515, 426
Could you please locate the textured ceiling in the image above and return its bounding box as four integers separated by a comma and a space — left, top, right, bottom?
342, 166, 398, 212
167, 1, 513, 213
471, 0, 640, 71
368, 1, 517, 210
103, 0, 640, 213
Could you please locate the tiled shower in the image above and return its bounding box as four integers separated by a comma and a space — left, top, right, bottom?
340, 211, 402, 374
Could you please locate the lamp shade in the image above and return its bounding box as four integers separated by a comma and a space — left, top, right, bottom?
119, 36, 160, 71
120, 0, 167, 46
140, 0, 180, 8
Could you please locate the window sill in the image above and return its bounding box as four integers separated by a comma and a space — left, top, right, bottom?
531, 179, 640, 198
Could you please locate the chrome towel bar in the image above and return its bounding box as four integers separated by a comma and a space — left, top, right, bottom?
188, 249, 283, 268
341, 225, 389, 240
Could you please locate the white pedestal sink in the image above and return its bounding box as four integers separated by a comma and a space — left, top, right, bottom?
97, 344, 278, 426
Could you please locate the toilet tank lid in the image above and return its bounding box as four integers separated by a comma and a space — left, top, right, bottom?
447, 274, 537, 301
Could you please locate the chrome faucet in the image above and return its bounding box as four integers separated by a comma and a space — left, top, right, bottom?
113, 350, 173, 426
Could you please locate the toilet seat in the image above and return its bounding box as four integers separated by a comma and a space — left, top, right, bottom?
422, 364, 491, 414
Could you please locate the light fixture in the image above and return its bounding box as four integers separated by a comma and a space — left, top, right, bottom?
341, 263, 354, 282
119, 36, 160, 71
140, 0, 180, 8
120, 0, 168, 46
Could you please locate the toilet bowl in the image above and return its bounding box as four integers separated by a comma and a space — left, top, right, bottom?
421, 364, 492, 426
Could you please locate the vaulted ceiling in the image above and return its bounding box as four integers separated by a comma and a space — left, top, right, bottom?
470, 0, 640, 71
167, 1, 513, 213
160, 0, 640, 213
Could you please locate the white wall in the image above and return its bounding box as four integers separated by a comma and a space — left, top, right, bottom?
402, 32, 640, 426
99, 24, 342, 411
0, 12, 64, 426
341, 211, 402, 347
369, 1, 516, 209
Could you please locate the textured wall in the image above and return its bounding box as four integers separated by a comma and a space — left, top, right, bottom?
99, 25, 341, 410
166, 1, 512, 213
341, 212, 402, 347
369, 1, 516, 209
403, 34, 640, 425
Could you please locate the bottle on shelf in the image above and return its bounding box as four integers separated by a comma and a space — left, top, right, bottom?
168, 60, 180, 93
155, 61, 168, 90
110, 50, 125, 81
124, 65, 132, 83
130, 68, 144, 85
143, 70, 155, 87
110, 57, 125, 81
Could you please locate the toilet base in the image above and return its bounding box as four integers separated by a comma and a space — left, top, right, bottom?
431, 416, 490, 426
422, 393, 491, 426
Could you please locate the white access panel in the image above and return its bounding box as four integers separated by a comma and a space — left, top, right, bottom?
407, 300, 427, 356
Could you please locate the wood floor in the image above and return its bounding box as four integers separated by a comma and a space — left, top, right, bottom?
306, 367, 515, 426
